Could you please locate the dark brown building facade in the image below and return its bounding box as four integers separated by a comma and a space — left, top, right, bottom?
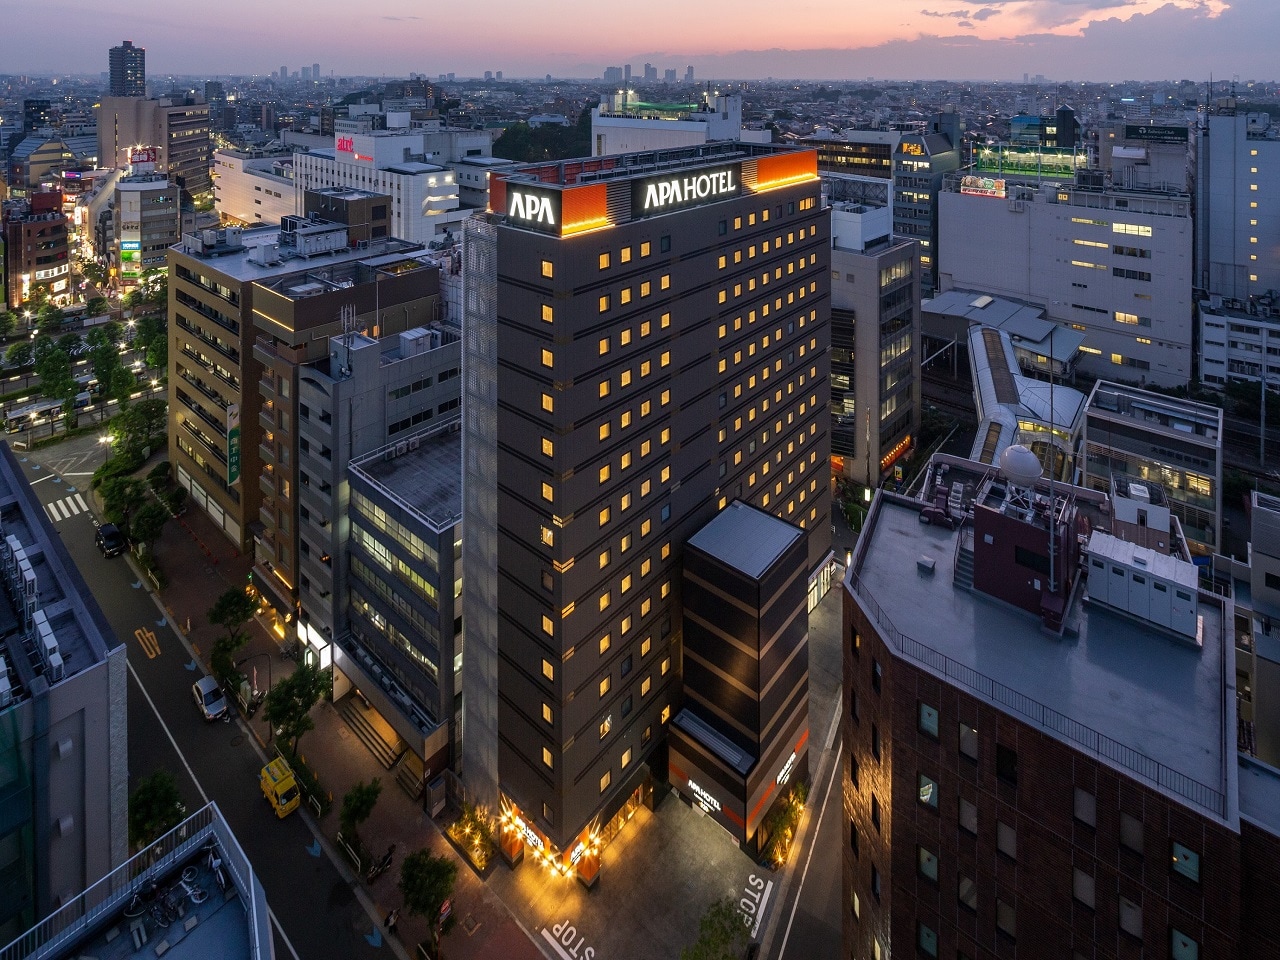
484, 143, 833, 883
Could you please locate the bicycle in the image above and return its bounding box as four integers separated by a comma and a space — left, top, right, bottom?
179, 877, 208, 905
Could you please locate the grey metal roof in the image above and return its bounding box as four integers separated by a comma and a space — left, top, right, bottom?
672, 708, 755, 775
687, 500, 803, 581
849, 494, 1232, 822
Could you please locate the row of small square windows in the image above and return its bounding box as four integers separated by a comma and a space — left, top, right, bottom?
718, 263, 819, 303
715, 226, 819, 270
540, 506, 668, 554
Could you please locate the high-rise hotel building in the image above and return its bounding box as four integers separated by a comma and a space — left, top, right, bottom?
463, 143, 832, 883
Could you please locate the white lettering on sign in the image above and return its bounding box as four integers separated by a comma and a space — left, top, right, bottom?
515, 817, 544, 850
776, 751, 797, 786
509, 191, 556, 224
568, 841, 587, 865
687, 778, 722, 812
643, 169, 737, 210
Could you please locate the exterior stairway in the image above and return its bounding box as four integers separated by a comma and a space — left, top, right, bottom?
953, 526, 975, 591
337, 695, 399, 769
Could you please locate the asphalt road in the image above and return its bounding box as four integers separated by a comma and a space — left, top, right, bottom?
15, 440, 405, 960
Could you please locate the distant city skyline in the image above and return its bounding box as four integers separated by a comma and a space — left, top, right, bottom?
4, 0, 1277, 82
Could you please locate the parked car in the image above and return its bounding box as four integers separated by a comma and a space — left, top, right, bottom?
192, 676, 228, 722
95, 523, 126, 557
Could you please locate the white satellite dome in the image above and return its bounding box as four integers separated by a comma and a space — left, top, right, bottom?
999, 444, 1044, 487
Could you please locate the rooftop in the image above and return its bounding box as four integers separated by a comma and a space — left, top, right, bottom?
848, 490, 1233, 822
350, 418, 462, 531
0, 444, 116, 708
502, 140, 801, 188
687, 500, 804, 580
1, 803, 270, 960
1085, 380, 1223, 440
173, 225, 421, 282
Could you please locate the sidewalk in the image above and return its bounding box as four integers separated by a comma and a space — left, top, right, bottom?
149, 505, 545, 960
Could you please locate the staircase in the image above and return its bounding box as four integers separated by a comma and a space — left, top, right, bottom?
394, 757, 423, 800
953, 527, 975, 592
337, 696, 399, 769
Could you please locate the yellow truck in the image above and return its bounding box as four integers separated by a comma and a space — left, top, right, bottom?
260, 757, 301, 818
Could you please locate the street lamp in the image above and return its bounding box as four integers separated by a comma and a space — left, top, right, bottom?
98, 433, 111, 465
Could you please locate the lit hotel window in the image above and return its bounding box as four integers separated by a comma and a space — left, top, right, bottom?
542, 747, 553, 768
541, 260, 553, 278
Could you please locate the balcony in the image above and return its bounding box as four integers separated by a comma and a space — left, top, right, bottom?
258, 441, 275, 466
258, 470, 276, 499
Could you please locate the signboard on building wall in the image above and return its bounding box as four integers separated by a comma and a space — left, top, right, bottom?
631, 162, 741, 217
504, 182, 563, 234
128, 146, 158, 164
227, 403, 241, 485
1124, 125, 1188, 144
959, 175, 1007, 199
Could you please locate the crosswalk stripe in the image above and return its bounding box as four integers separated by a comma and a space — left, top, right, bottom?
74, 493, 88, 512
63, 497, 81, 516
54, 500, 69, 520
44, 503, 58, 522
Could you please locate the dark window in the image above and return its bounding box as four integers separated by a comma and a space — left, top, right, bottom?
659, 235, 671, 253
850, 821, 859, 858
621, 695, 632, 717
996, 900, 1016, 939
958, 875, 977, 911
958, 722, 977, 760
917, 846, 937, 881
871, 659, 882, 693
958, 797, 977, 835
621, 654, 633, 677
1120, 812, 1143, 854
917, 922, 938, 957
871, 794, 880, 832
541, 570, 553, 592
718, 220, 727, 236
1266, 572, 1280, 591
871, 724, 881, 761
850, 756, 859, 789
1014, 545, 1051, 576
870, 864, 880, 901
851, 689, 859, 724
996, 744, 1018, 785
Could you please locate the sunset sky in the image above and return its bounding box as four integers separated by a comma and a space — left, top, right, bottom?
11, 0, 1276, 81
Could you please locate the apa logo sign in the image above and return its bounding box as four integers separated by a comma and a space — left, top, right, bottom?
508, 190, 556, 225
336, 136, 354, 153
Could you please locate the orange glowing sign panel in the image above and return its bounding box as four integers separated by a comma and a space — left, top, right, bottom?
754, 150, 818, 191
560, 183, 609, 235
901, 142, 924, 156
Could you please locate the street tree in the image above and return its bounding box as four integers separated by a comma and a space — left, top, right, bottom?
100, 476, 146, 532
111, 397, 166, 454
398, 849, 458, 957
0, 311, 15, 338
339, 778, 382, 852
262, 661, 329, 756
129, 500, 170, 554
85, 296, 109, 316
128, 770, 186, 850
5, 342, 33, 369
680, 896, 751, 960
36, 304, 65, 332
58, 332, 82, 357
32, 335, 76, 416
208, 587, 257, 687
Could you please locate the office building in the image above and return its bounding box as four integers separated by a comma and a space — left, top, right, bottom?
108, 40, 145, 97
313, 62, 320, 80
1008, 106, 1081, 149
167, 217, 430, 565
97, 96, 211, 199
112, 172, 185, 288
1081, 380, 1223, 554
3, 191, 69, 308
590, 93, 769, 157
1196, 98, 1280, 301
842, 455, 1280, 960
1100, 120, 1192, 192
810, 131, 899, 207
463, 142, 832, 884
1199, 293, 1280, 386
828, 203, 920, 484
0, 443, 127, 943
291, 131, 464, 245
22, 99, 51, 136
938, 173, 1194, 387
893, 110, 961, 297
212, 147, 296, 226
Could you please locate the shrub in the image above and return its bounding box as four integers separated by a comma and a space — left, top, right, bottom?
147, 461, 172, 486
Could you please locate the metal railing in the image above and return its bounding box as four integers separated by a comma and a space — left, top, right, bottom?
0, 802, 271, 960
848, 573, 1227, 817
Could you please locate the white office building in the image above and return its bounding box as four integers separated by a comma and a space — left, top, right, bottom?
938, 176, 1194, 387
213, 148, 296, 226
590, 92, 769, 157
292, 132, 463, 245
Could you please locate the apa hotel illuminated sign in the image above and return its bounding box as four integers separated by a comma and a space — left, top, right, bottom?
686, 778, 722, 813
506, 184, 562, 231
632, 163, 740, 216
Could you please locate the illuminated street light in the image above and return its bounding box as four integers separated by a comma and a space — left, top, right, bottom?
98, 433, 112, 465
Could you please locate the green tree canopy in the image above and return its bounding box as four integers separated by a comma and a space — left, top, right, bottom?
0, 312, 15, 338
129, 770, 186, 849
129, 500, 170, 551
36, 303, 65, 332
111, 396, 167, 454
5, 342, 33, 369
680, 896, 751, 960
100, 476, 146, 530
263, 661, 329, 755
33, 335, 75, 408
398, 848, 458, 949
339, 778, 382, 847
208, 587, 257, 647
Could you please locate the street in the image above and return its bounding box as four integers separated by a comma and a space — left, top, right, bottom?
15, 435, 409, 960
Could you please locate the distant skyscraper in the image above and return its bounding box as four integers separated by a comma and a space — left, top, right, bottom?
313, 62, 320, 80
108, 40, 145, 97
280, 65, 287, 81
685, 65, 694, 83
664, 69, 677, 84
301, 66, 310, 82
644, 62, 657, 82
